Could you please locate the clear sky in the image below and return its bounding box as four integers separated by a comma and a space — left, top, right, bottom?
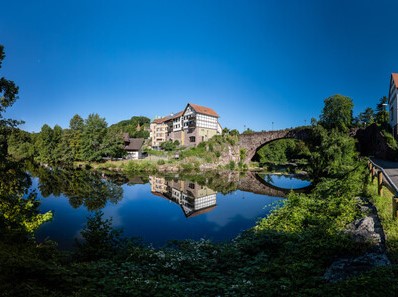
1, 0, 398, 132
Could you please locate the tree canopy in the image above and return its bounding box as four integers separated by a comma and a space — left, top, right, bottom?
0, 45, 19, 159
375, 96, 389, 127
319, 94, 353, 132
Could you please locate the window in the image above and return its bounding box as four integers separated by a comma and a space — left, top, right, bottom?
189, 136, 196, 143
188, 183, 195, 189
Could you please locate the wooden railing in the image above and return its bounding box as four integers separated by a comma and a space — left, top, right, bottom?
368, 159, 398, 196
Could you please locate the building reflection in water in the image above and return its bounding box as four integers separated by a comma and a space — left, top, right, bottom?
149, 176, 217, 218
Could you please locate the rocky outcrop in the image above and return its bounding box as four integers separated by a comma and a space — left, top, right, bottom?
355, 124, 398, 160
323, 198, 390, 283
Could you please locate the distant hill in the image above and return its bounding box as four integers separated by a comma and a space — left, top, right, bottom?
108, 116, 150, 139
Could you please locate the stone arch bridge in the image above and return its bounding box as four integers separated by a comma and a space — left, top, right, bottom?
238, 128, 312, 163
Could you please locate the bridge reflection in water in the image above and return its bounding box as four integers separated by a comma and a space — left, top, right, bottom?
149, 172, 311, 219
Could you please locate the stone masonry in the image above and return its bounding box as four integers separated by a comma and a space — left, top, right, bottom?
238, 128, 312, 163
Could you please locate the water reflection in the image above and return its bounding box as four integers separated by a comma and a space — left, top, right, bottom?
149, 176, 217, 218
28, 168, 312, 248
259, 173, 312, 190
28, 165, 123, 211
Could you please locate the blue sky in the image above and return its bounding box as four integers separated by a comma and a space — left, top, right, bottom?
1, 0, 397, 132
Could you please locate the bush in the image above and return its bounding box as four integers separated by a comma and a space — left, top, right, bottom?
123, 160, 157, 174
157, 159, 166, 165
160, 140, 178, 151
382, 130, 398, 150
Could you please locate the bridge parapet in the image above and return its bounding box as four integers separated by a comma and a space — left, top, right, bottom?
238, 128, 312, 163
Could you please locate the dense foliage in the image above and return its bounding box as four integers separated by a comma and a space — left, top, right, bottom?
255, 139, 310, 166
0, 44, 20, 160
8, 113, 128, 165
108, 116, 150, 139
319, 94, 354, 132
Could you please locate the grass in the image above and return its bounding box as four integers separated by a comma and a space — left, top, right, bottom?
367, 177, 398, 262
382, 130, 398, 150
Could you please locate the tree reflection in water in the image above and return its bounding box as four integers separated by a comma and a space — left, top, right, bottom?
28, 165, 123, 211
0, 160, 52, 237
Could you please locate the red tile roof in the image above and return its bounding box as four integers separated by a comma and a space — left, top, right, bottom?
152, 111, 183, 124
189, 103, 219, 117
171, 111, 183, 119
392, 73, 398, 89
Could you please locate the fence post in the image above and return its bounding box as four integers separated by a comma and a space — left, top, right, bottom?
393, 197, 398, 218
369, 163, 373, 179
377, 170, 383, 196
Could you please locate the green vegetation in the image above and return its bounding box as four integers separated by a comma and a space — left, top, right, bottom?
160, 140, 179, 151
367, 178, 398, 263
178, 134, 239, 165
308, 125, 358, 181
8, 113, 127, 166
108, 116, 150, 139
122, 160, 158, 174
357, 107, 375, 127
375, 96, 389, 127
320, 94, 354, 132
255, 139, 310, 166
381, 130, 398, 150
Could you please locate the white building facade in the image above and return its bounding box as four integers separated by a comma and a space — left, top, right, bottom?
389, 73, 398, 137
150, 103, 222, 147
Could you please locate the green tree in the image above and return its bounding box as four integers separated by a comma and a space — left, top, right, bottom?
81, 114, 108, 161
69, 114, 84, 131
242, 128, 254, 134
69, 114, 85, 161
108, 115, 150, 138
358, 107, 375, 127
7, 129, 35, 160
100, 129, 125, 158
35, 124, 55, 164
0, 45, 19, 160
160, 140, 178, 151
229, 129, 239, 136
375, 96, 389, 127
308, 126, 358, 180
319, 94, 354, 132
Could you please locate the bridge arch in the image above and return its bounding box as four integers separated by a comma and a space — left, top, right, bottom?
238, 128, 311, 163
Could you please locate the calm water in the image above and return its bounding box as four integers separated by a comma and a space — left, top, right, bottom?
31, 169, 310, 249
259, 173, 312, 189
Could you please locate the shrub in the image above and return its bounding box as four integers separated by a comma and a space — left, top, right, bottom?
382, 130, 398, 150
157, 159, 166, 165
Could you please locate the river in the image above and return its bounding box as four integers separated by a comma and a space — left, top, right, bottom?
29, 168, 311, 249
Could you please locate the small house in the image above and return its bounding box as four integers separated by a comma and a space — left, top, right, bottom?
123, 134, 144, 160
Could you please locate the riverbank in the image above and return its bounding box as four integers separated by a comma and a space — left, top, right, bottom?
73, 157, 309, 177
